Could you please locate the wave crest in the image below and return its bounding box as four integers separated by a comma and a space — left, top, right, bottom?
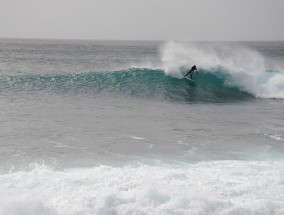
161, 41, 284, 99
0, 69, 253, 103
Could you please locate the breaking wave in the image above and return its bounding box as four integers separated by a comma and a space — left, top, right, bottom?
0, 66, 283, 103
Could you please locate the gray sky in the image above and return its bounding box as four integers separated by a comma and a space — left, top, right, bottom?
1, 0, 283, 41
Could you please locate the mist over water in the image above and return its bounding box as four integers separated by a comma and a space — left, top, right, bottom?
0, 39, 284, 214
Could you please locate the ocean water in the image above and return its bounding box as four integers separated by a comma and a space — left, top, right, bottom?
0, 39, 284, 214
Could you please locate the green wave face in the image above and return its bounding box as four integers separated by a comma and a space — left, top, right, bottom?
0, 68, 254, 103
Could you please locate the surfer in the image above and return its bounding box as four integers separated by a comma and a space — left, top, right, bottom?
184, 65, 198, 79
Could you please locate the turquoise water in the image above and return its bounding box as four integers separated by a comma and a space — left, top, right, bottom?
0, 68, 252, 103
0, 39, 284, 214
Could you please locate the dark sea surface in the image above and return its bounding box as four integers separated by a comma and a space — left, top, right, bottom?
0, 39, 284, 214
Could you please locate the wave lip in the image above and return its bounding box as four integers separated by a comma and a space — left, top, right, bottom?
255, 72, 284, 98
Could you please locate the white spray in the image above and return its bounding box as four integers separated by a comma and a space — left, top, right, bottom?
160, 41, 284, 98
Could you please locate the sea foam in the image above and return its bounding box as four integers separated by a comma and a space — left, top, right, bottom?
0, 161, 283, 215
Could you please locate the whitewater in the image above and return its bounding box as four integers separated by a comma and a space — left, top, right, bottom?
0, 39, 284, 214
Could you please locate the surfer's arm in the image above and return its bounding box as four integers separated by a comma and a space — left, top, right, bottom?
184, 70, 190, 77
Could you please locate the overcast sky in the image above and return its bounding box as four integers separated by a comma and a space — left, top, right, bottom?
1, 0, 283, 41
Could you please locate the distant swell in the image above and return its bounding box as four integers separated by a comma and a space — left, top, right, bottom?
0, 68, 282, 103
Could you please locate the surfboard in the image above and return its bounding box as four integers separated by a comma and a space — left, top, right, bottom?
184, 76, 196, 83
